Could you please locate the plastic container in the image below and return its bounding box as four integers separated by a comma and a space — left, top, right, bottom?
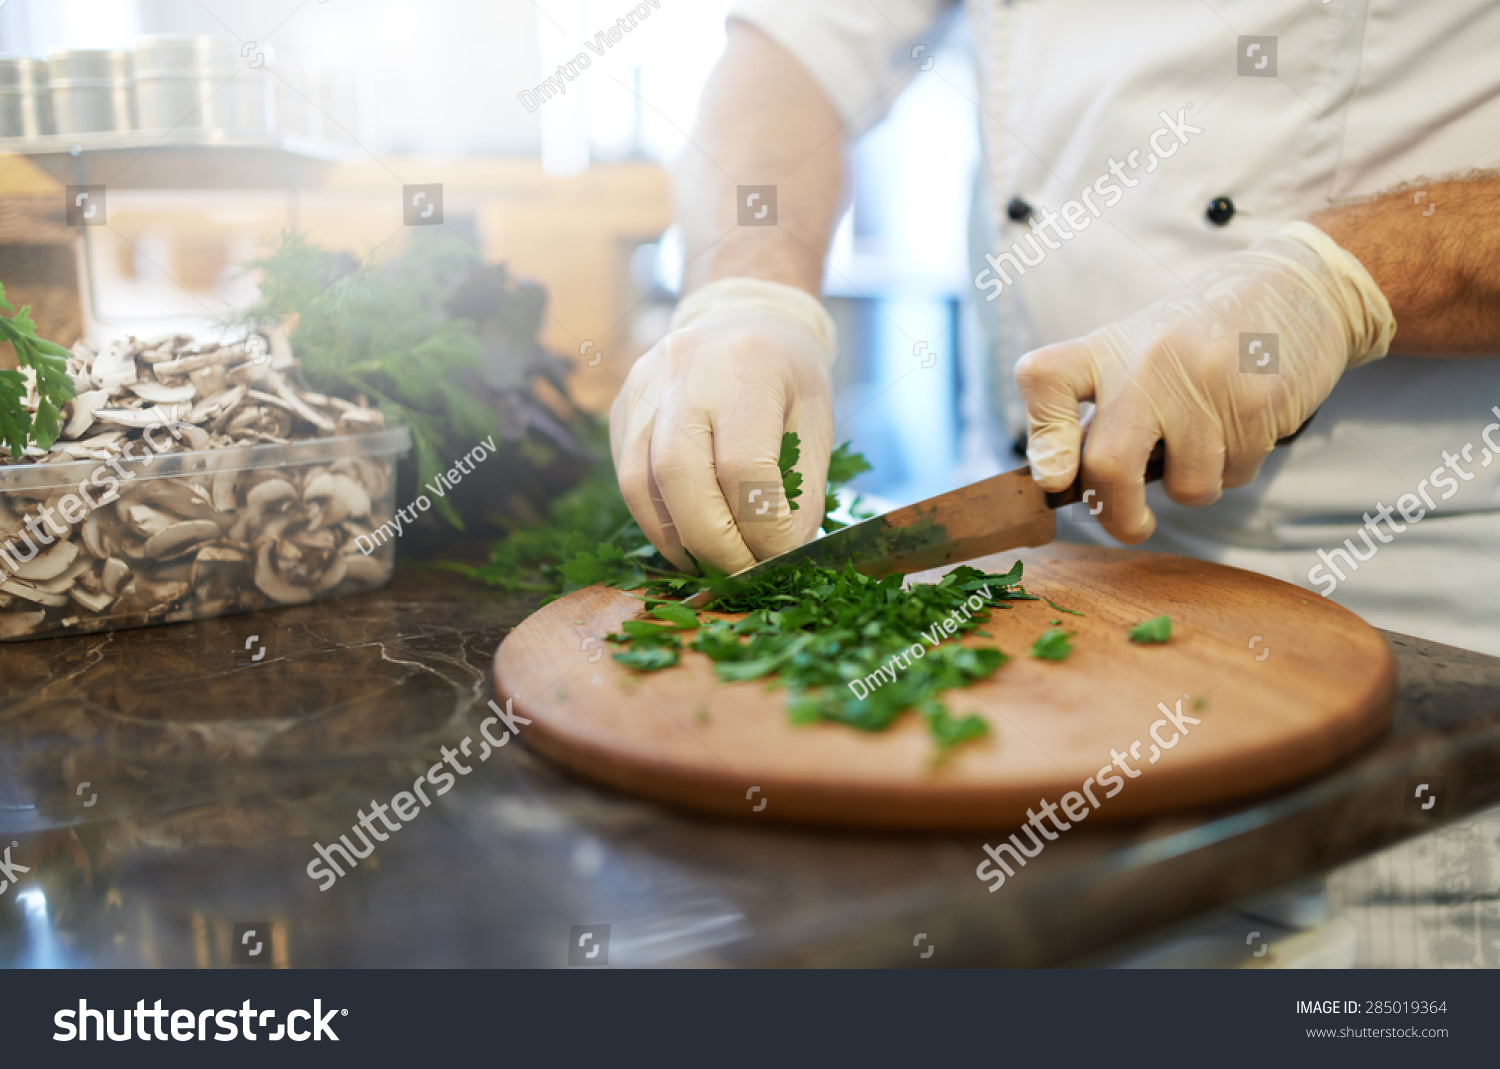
0, 427, 410, 641
48, 48, 134, 134
0, 56, 54, 139
133, 34, 268, 134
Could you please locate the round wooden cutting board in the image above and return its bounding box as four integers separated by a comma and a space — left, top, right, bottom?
493, 545, 1395, 830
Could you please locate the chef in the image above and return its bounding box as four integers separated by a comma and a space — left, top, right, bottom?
609, 0, 1500, 662
608, 0, 1500, 967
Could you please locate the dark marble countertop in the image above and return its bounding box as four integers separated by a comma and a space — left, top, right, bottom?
2, 566, 1499, 968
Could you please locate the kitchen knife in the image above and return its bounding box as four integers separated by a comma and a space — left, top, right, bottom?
685, 426, 1310, 607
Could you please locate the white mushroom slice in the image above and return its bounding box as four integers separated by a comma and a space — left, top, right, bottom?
1, 578, 70, 606
228, 357, 272, 387
331, 457, 387, 499
124, 576, 190, 607
70, 587, 116, 614
291, 527, 339, 551
143, 520, 221, 559
265, 371, 336, 432
76, 565, 103, 594
122, 504, 175, 539
191, 543, 252, 598
138, 479, 218, 523
90, 338, 138, 395
34, 556, 92, 594
337, 407, 385, 433
10, 539, 79, 582
101, 558, 131, 597
188, 364, 229, 396
211, 469, 241, 512
82, 511, 112, 559
129, 380, 196, 404
64, 389, 110, 438
253, 538, 313, 604
95, 403, 191, 429
178, 424, 211, 451
0, 610, 47, 639
151, 349, 236, 376
190, 384, 245, 424
304, 471, 371, 527
229, 478, 296, 542
343, 555, 390, 585
314, 553, 348, 593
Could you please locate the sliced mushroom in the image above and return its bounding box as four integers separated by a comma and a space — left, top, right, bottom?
82, 510, 113, 559
342, 554, 390, 586
101, 558, 131, 597
253, 538, 313, 604
10, 539, 79, 582
229, 478, 296, 542
122, 504, 175, 539
210, 469, 241, 512
95, 403, 192, 430
143, 520, 222, 559
129, 381, 196, 405
70, 587, 116, 614
90, 338, 139, 395
33, 555, 91, 594
304, 471, 370, 527
191, 384, 246, 424
1, 578, 70, 607
64, 389, 110, 438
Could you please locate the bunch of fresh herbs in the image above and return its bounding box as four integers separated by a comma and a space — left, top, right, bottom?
0, 280, 75, 457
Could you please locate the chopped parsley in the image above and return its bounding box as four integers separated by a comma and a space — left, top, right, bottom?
1031, 628, 1076, 661
1043, 597, 1084, 617
607, 560, 1031, 751
1128, 615, 1172, 644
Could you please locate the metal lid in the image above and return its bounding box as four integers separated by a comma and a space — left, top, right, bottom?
134, 34, 241, 76
0, 56, 48, 91
47, 48, 132, 83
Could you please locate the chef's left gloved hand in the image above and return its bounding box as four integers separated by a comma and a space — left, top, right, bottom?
1015, 221, 1396, 543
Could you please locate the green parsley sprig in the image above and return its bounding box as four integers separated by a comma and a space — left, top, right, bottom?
0, 281, 76, 457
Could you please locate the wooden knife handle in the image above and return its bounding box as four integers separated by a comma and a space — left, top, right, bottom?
1042, 414, 1315, 511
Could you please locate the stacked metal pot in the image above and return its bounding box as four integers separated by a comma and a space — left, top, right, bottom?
0, 35, 355, 140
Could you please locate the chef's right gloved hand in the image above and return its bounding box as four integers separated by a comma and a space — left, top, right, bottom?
609, 278, 837, 575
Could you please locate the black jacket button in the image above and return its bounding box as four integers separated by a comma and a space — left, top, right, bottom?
1007, 197, 1034, 223
1205, 196, 1236, 226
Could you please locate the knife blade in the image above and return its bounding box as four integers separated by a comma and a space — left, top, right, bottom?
685, 419, 1312, 608
680, 453, 1156, 610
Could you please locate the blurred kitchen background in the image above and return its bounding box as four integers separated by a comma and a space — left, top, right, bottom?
0, 0, 986, 506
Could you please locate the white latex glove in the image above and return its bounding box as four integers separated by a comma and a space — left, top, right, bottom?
610, 277, 836, 574
1015, 221, 1396, 543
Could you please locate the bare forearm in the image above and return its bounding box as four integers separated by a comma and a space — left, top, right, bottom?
1314, 174, 1500, 357
675, 22, 845, 297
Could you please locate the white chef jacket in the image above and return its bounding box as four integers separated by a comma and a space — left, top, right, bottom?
730, 0, 1500, 655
